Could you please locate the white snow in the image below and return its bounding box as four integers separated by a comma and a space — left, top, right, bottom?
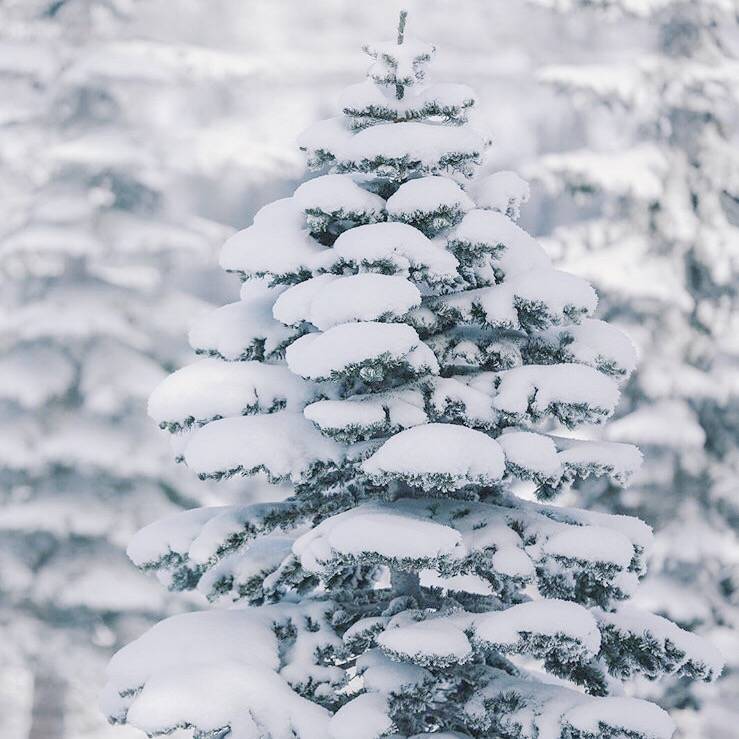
597, 606, 724, 678
335, 122, 484, 172
329, 221, 459, 288
447, 209, 550, 276
474, 600, 601, 654
386, 176, 474, 218
564, 696, 675, 739
219, 197, 327, 279
294, 174, 385, 217
328, 693, 391, 739
536, 318, 638, 377
274, 273, 421, 330
362, 423, 505, 490
378, 618, 473, 664
543, 525, 635, 568
556, 438, 643, 485
293, 504, 464, 573
286, 322, 438, 381
189, 281, 295, 360
148, 358, 316, 428
494, 363, 620, 420
126, 506, 226, 567
498, 431, 561, 478
0, 346, 75, 408
183, 412, 343, 481
471, 171, 530, 218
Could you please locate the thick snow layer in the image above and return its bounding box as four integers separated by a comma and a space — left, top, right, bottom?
357, 649, 431, 694
536, 318, 638, 377
475, 599, 601, 654
471, 171, 530, 218
426, 376, 499, 428
189, 282, 295, 360
198, 535, 294, 601
275, 273, 421, 330
183, 412, 343, 481
103, 610, 330, 739
148, 358, 316, 429
219, 197, 327, 278
556, 438, 643, 484
498, 431, 561, 478
286, 322, 438, 381
386, 176, 475, 217
494, 363, 620, 420
329, 221, 459, 287
339, 121, 483, 163
304, 391, 427, 437
378, 618, 473, 664
564, 696, 675, 739
127, 506, 226, 567
363, 423, 505, 490
272, 274, 339, 326
293, 504, 464, 573
329, 693, 392, 739
447, 209, 550, 275
543, 525, 634, 568
437, 269, 597, 332
598, 606, 724, 677
297, 116, 353, 159
294, 174, 385, 216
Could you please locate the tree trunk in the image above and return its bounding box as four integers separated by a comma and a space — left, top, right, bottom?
27, 661, 65, 739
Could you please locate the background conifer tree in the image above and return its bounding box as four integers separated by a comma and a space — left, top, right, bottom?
529, 1, 738, 735
104, 12, 723, 739
0, 1, 257, 736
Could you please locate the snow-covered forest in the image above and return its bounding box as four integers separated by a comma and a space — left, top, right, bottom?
0, 1, 736, 738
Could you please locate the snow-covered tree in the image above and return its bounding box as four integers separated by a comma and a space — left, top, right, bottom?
0, 2, 257, 736
104, 12, 723, 739
528, 1, 739, 735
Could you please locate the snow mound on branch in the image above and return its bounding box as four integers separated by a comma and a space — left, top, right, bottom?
219, 197, 327, 279
563, 696, 675, 739
536, 318, 638, 377
494, 363, 620, 422
275, 273, 421, 330
543, 525, 634, 568
329, 693, 392, 739
471, 170, 530, 219
498, 431, 561, 478
293, 504, 464, 573
272, 274, 340, 326
475, 599, 601, 654
148, 358, 316, 429
189, 281, 295, 360
363, 423, 505, 490
294, 173, 385, 216
556, 438, 643, 485
102, 609, 330, 739
598, 606, 724, 678
330, 221, 459, 287
378, 617, 473, 665
127, 506, 227, 568
183, 412, 343, 481
447, 209, 550, 275
286, 322, 438, 382
386, 176, 474, 216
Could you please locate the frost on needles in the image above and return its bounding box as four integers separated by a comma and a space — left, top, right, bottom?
103, 12, 722, 739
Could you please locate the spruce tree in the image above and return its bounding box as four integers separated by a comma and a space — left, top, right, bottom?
0, 1, 252, 736
104, 13, 723, 739
530, 1, 738, 734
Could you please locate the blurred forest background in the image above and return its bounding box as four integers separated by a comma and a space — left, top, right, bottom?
0, 1, 736, 738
